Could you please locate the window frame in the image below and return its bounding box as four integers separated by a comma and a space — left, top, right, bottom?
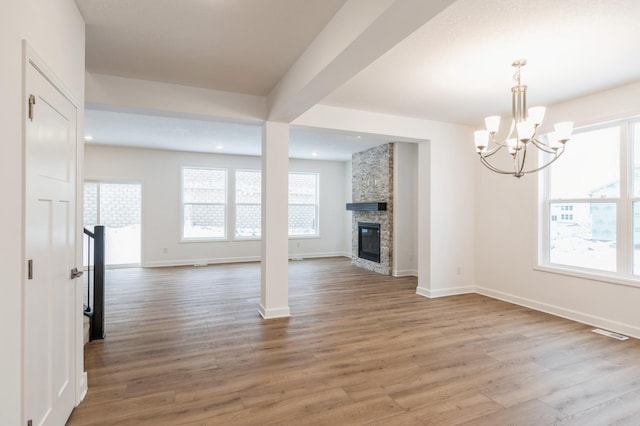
180, 166, 228, 242
537, 117, 640, 288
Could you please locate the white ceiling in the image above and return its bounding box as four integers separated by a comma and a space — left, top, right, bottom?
84, 108, 402, 161
77, 0, 347, 95
324, 0, 640, 126
78, 0, 640, 159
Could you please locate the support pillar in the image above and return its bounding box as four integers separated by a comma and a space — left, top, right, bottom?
259, 121, 291, 318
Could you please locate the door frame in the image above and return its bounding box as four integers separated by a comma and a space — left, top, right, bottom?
22, 40, 86, 422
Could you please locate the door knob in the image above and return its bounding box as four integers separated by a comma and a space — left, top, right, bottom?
70, 267, 84, 279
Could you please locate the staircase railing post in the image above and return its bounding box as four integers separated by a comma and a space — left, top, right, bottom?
90, 225, 106, 340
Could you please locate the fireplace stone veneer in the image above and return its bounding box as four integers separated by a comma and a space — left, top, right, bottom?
350, 143, 393, 275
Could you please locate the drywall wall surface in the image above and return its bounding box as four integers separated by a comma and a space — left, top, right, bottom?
84, 145, 349, 266
0, 1, 85, 423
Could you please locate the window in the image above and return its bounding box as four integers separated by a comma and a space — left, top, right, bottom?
235, 170, 261, 238
288, 172, 319, 236
182, 167, 226, 239
541, 119, 640, 280
83, 181, 142, 265
182, 168, 319, 240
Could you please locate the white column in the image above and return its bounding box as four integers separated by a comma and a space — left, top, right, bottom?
416, 140, 432, 297
259, 121, 291, 319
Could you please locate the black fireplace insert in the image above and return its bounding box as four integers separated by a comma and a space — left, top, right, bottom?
358, 222, 381, 263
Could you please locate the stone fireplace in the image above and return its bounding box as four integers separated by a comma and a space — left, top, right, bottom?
349, 143, 393, 275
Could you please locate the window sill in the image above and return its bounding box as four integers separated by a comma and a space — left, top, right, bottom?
534, 264, 640, 290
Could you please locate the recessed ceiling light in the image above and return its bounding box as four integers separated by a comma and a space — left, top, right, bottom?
215, 144, 224, 149
84, 135, 94, 141
311, 151, 319, 157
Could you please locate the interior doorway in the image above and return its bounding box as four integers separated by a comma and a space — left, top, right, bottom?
83, 181, 142, 266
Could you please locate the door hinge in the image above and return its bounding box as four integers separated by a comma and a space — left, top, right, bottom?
28, 94, 35, 121
27, 259, 33, 280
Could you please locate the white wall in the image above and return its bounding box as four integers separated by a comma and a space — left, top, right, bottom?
84, 145, 350, 266
476, 81, 640, 339
393, 142, 418, 276
0, 1, 85, 423
427, 126, 477, 296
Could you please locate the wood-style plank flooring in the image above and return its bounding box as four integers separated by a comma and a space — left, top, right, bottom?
68, 257, 640, 425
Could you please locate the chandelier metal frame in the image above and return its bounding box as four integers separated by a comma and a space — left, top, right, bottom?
474, 59, 573, 178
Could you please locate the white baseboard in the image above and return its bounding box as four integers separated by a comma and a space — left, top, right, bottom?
289, 251, 351, 260
143, 256, 260, 268
393, 269, 418, 277
416, 285, 475, 298
78, 372, 88, 404
476, 286, 640, 340
258, 304, 291, 319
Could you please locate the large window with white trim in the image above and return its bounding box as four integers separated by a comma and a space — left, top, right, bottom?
288, 172, 319, 236
182, 167, 227, 239
541, 118, 640, 280
235, 170, 261, 238
182, 168, 319, 240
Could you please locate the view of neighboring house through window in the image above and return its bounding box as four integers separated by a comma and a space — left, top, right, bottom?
288, 172, 319, 236
235, 170, 261, 238
182, 168, 318, 239
83, 181, 142, 266
542, 119, 640, 278
182, 167, 227, 239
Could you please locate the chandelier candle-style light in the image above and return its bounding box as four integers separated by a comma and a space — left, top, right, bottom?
474, 59, 573, 178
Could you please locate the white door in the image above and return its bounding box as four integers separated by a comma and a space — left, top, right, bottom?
24, 59, 78, 426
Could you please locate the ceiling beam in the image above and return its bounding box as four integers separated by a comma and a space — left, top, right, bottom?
266, 0, 456, 123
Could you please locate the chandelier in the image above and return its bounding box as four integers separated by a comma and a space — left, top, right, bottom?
474, 59, 573, 178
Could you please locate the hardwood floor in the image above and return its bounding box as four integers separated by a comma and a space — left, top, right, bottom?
68, 257, 640, 425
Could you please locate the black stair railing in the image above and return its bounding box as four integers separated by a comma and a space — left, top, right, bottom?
83, 225, 105, 341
